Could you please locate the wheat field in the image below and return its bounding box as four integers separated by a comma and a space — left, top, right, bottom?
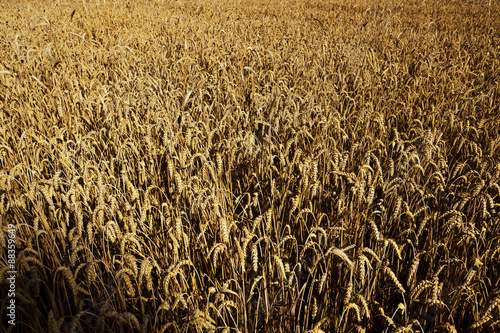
0, 0, 499, 332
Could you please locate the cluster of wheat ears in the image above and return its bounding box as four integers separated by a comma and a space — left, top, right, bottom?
0, 0, 499, 332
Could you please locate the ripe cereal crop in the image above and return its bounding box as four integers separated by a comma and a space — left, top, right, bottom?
0, 0, 499, 332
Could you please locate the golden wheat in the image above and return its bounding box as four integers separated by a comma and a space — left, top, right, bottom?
1, 0, 498, 331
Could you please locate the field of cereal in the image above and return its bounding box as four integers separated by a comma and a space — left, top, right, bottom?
0, 0, 499, 332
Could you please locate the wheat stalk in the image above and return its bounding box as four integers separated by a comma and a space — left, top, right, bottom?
384, 265, 405, 294
56, 266, 79, 305
252, 242, 259, 273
